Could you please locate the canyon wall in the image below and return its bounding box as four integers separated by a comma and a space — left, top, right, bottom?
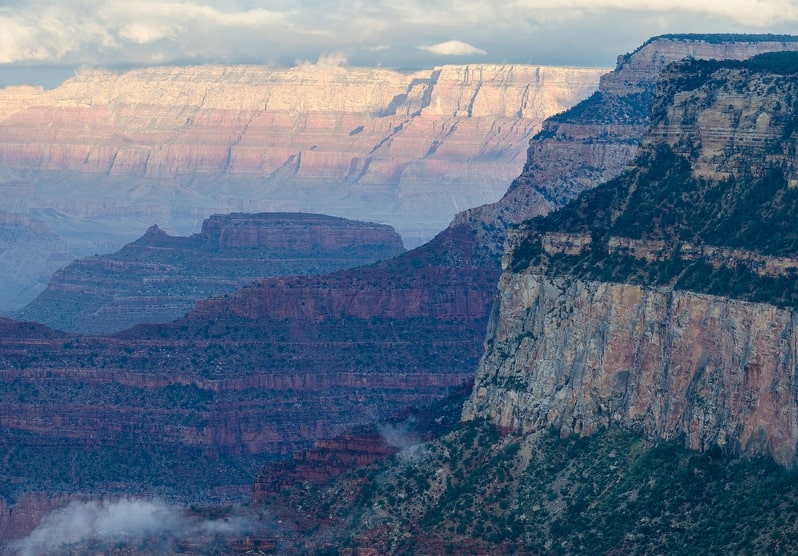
462, 274, 798, 466
464, 50, 798, 467
0, 63, 605, 310
454, 35, 798, 257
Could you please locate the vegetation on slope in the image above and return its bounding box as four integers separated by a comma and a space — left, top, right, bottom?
266, 420, 798, 555
511, 54, 798, 308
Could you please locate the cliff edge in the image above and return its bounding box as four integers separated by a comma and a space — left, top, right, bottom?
464, 51, 798, 467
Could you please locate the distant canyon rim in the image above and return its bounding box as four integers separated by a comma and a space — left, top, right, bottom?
0, 62, 606, 311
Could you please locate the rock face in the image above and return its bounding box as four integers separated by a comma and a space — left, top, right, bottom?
0, 63, 605, 310
464, 51, 798, 468
454, 34, 798, 258
0, 259, 491, 510
15, 212, 405, 334
463, 275, 798, 466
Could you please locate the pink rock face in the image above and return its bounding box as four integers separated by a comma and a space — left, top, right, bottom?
463, 275, 798, 468
0, 64, 605, 237
0, 63, 605, 310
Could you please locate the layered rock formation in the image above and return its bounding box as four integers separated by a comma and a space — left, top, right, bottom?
454, 34, 798, 256
464, 51, 798, 468
0, 63, 605, 310
4, 35, 798, 544
16, 212, 405, 334
464, 275, 798, 466
0, 260, 491, 510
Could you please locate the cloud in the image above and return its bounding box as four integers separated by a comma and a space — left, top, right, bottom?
509, 0, 798, 27
117, 22, 177, 45
1, 0, 798, 77
379, 422, 420, 450
295, 51, 348, 68
315, 52, 349, 67
418, 40, 487, 56
7, 498, 254, 555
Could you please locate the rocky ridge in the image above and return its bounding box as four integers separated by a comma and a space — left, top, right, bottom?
15, 212, 405, 334
453, 34, 798, 259
464, 51, 798, 468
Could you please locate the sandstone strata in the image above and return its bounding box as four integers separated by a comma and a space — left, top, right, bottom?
464, 49, 798, 468
0, 258, 491, 511
462, 274, 798, 467
0, 63, 605, 312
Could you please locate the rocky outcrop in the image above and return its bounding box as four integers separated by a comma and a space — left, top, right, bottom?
453, 34, 798, 259
254, 431, 399, 498
464, 50, 798, 468
541, 233, 798, 278
15, 212, 405, 334
462, 274, 798, 467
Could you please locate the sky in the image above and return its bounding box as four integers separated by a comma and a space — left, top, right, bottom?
1, 0, 798, 87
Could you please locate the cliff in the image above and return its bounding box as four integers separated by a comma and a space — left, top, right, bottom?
15, 212, 405, 334
463, 51, 798, 468
0, 63, 605, 310
453, 34, 798, 260
463, 275, 798, 466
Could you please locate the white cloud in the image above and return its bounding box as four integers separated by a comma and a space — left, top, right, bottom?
118, 22, 178, 44
296, 51, 349, 67
418, 40, 487, 56
8, 498, 253, 555
0, 0, 797, 75
315, 51, 348, 67
508, 0, 798, 27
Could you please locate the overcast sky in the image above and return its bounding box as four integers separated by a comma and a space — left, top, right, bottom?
1, 0, 798, 86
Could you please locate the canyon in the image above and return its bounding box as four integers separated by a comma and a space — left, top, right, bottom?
248, 43, 798, 555
0, 62, 605, 311
5, 35, 798, 548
